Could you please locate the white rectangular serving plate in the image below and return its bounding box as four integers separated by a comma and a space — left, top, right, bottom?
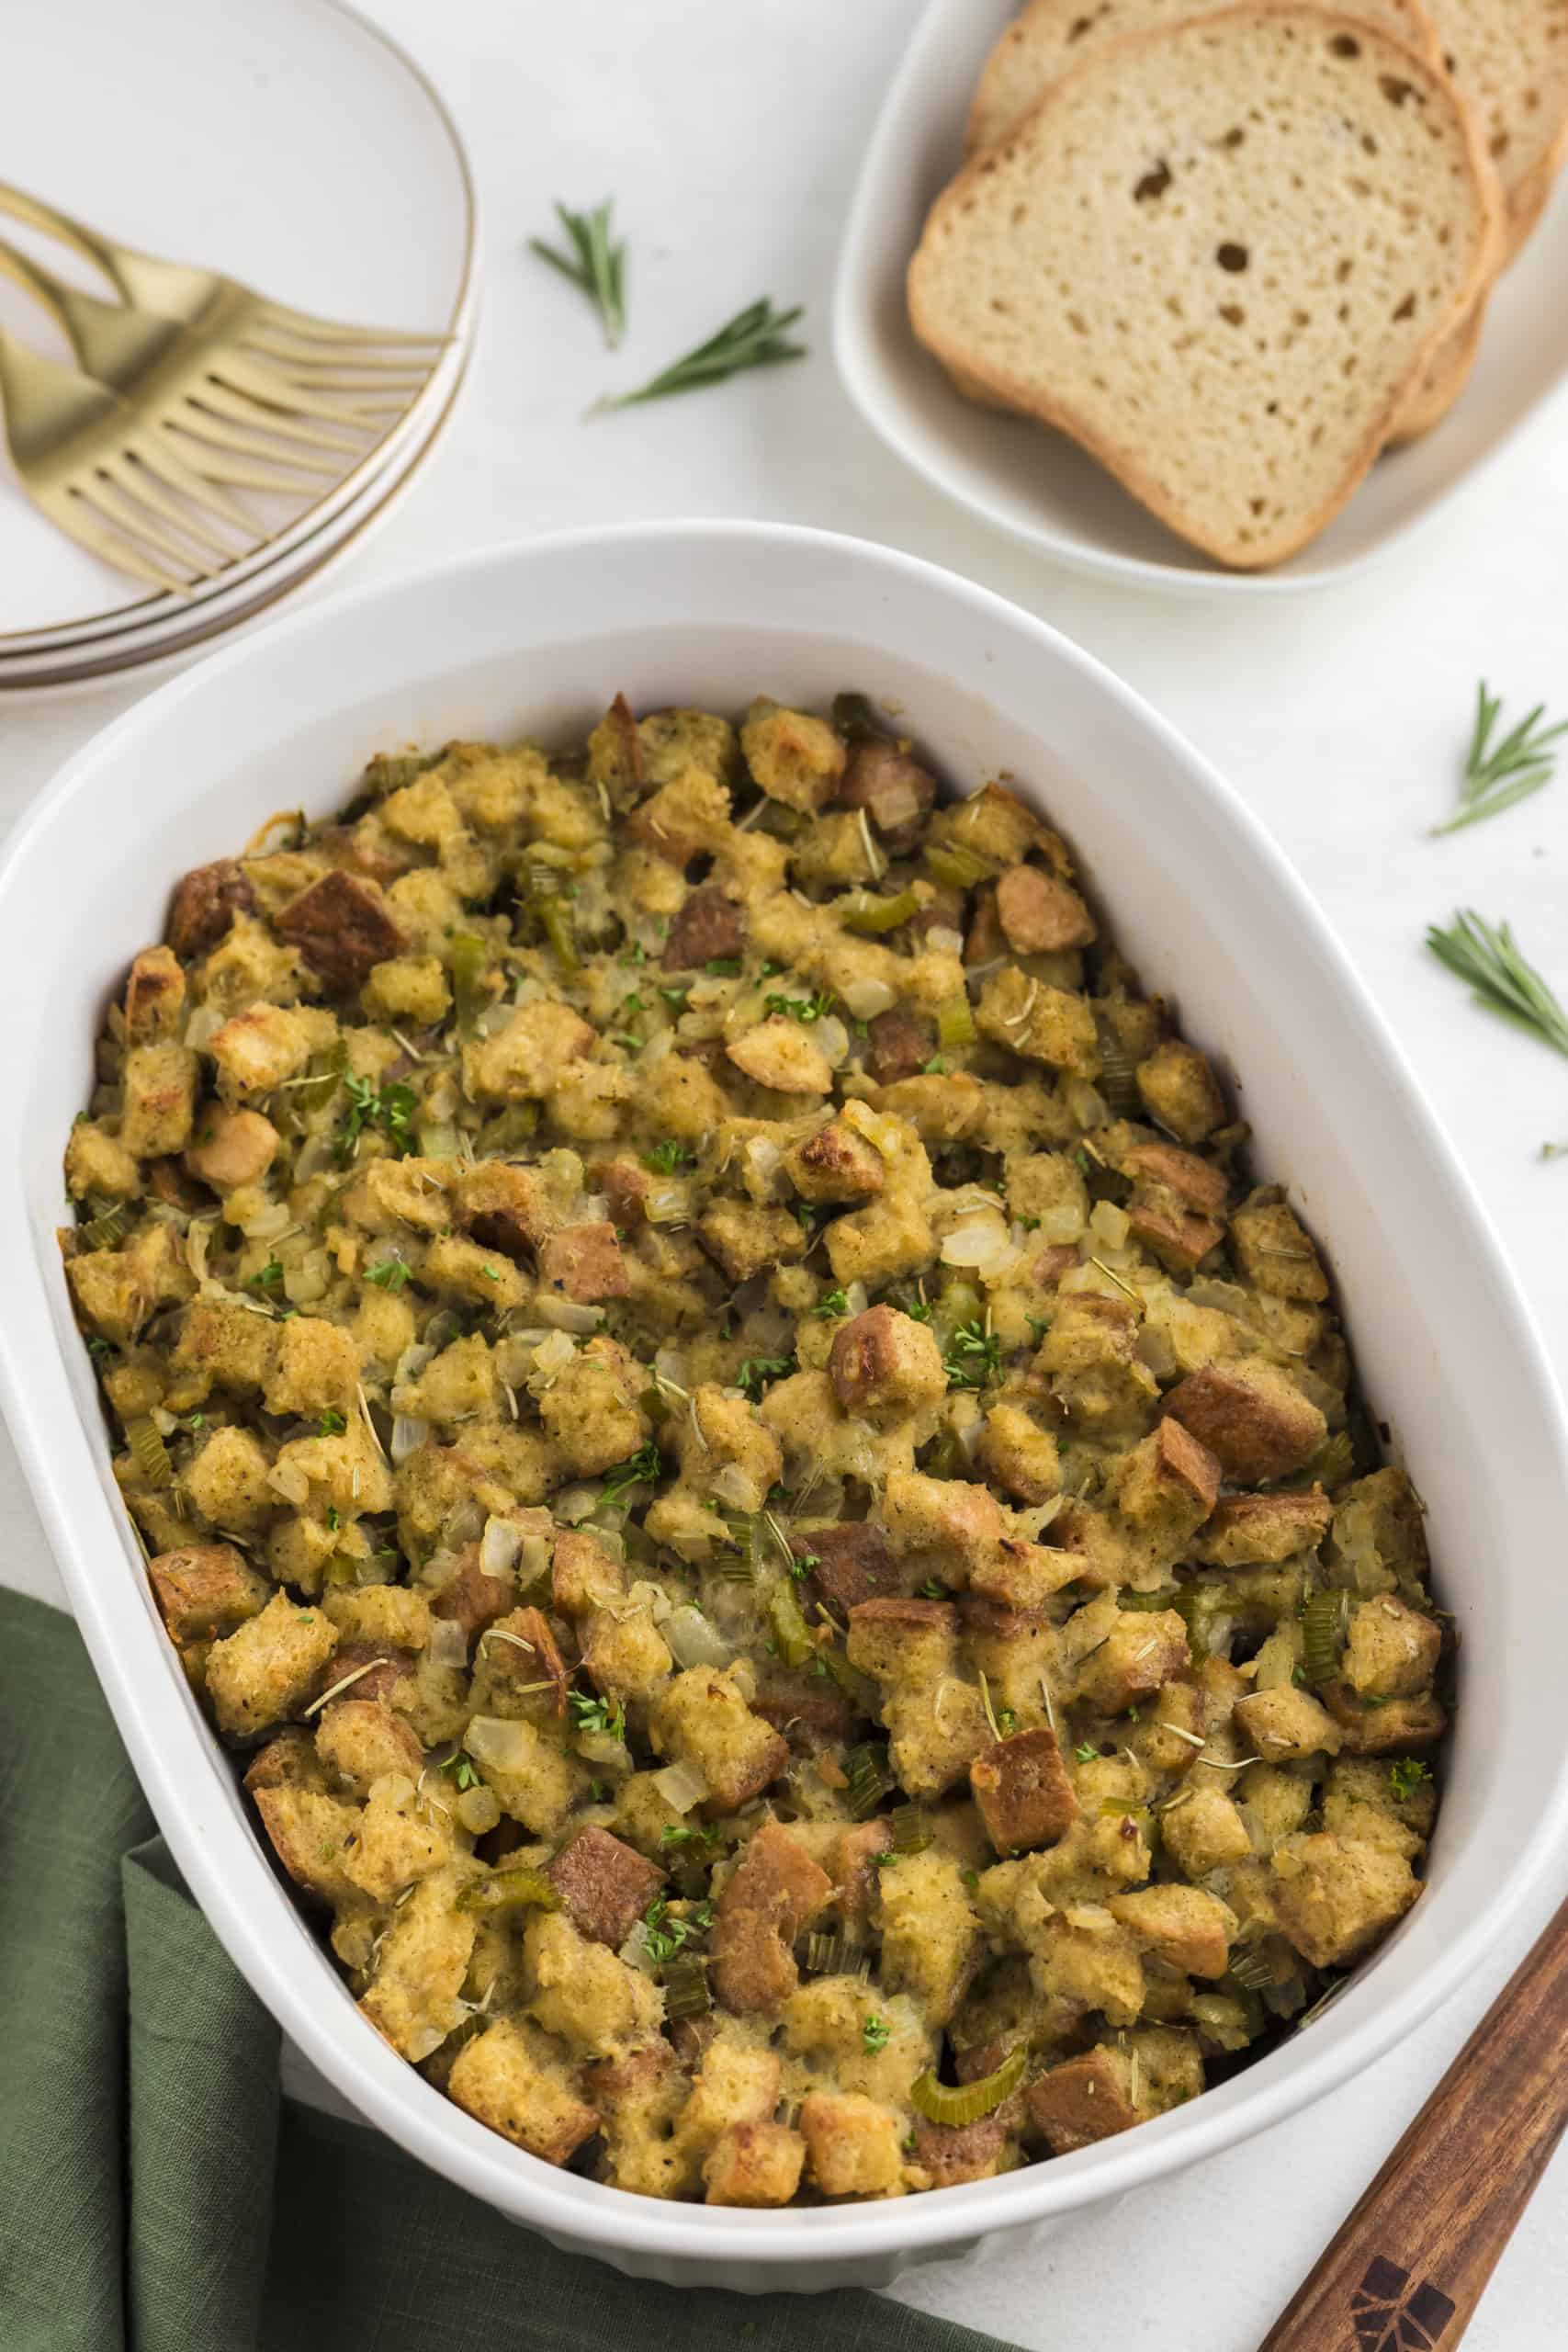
2, 524, 1567, 2293
834, 0, 1568, 593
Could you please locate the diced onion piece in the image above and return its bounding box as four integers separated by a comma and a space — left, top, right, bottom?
530, 1330, 579, 1376
463, 1716, 535, 1774
457, 1863, 558, 1916
941, 1212, 1018, 1278
554, 1485, 602, 1525
618, 1921, 660, 1974
840, 976, 896, 1021
818, 1015, 851, 1069
536, 1296, 602, 1334
1089, 1200, 1131, 1250
578, 1730, 632, 1772
390, 1415, 431, 1464
418, 1121, 460, 1159
456, 1784, 502, 1836
479, 1516, 525, 1577
183, 1218, 216, 1283
1065, 1079, 1109, 1128
710, 1464, 757, 1516
844, 1282, 869, 1317
267, 1457, 311, 1508
743, 1136, 784, 1196
910, 2044, 1026, 2125
652, 1756, 713, 1810
428, 1615, 468, 1670
841, 1099, 901, 1159
241, 1201, 292, 1241
645, 1183, 690, 1227
927, 925, 964, 957
1039, 1202, 1087, 1245
183, 1003, 224, 1052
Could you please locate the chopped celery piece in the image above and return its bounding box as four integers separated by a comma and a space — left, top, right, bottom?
936, 992, 976, 1051
910, 2043, 1025, 2125
457, 1865, 559, 1916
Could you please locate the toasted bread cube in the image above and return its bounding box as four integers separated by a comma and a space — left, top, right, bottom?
786, 1117, 886, 1204
741, 701, 847, 813
1162, 1362, 1326, 1483
463, 999, 595, 1102
698, 1199, 808, 1283
662, 881, 746, 970
881, 1471, 1007, 1575
728, 1016, 833, 1095
995, 863, 1096, 953
167, 857, 254, 958
652, 1667, 789, 1816
525, 1909, 664, 2058
710, 1822, 832, 2014
537, 1219, 629, 1303
1319, 1681, 1447, 1756
1271, 1832, 1420, 1968
209, 1002, 328, 1098
206, 1590, 337, 1738
251, 1783, 363, 1905
1160, 1781, 1254, 1878
1343, 1596, 1442, 1700
799, 2091, 905, 2199
183, 1105, 279, 1192
547, 1826, 666, 1948
1024, 2047, 1139, 2154
1116, 1417, 1221, 1526
537, 1337, 650, 1476
1110, 1884, 1235, 1978
1229, 1193, 1328, 1303
274, 869, 407, 989
976, 967, 1100, 1075
121, 1042, 198, 1158
704, 2121, 807, 2207
148, 1543, 270, 1644
447, 2016, 601, 2165
1134, 1039, 1226, 1143
359, 1862, 476, 2061
64, 1119, 142, 1203
971, 1726, 1078, 1853
314, 1698, 423, 1795
976, 1400, 1061, 1506
828, 1304, 945, 1421
262, 1314, 359, 1418
185, 1424, 276, 1532
877, 1847, 982, 2027
1074, 1608, 1189, 1714
124, 944, 186, 1042
1194, 1487, 1333, 1566
343, 1777, 452, 1901
1234, 1685, 1343, 1763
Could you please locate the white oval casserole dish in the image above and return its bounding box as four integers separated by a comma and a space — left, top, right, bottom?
1, 523, 1564, 2294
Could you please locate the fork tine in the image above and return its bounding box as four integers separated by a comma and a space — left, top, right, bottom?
129, 429, 267, 526
207, 349, 407, 427
99, 447, 251, 557
49, 488, 191, 595
162, 404, 342, 479
241, 326, 434, 383
185, 379, 364, 454
80, 472, 226, 580
152, 422, 327, 498
254, 300, 449, 353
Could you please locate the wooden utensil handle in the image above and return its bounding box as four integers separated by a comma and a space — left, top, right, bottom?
1258, 1892, 1568, 2350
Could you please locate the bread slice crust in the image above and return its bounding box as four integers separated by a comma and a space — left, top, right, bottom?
910, 5, 1502, 567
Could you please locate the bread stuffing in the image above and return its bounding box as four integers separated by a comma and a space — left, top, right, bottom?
61, 691, 1448, 2204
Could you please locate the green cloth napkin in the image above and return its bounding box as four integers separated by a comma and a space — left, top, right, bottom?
0, 1589, 1026, 2352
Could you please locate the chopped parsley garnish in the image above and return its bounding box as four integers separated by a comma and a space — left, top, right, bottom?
243, 1257, 285, 1296
923, 1055, 948, 1075
642, 1139, 694, 1175
763, 988, 835, 1023
1389, 1757, 1432, 1803
640, 1894, 715, 1967
789, 1552, 818, 1582
862, 2015, 891, 2054
366, 1259, 411, 1292
658, 983, 691, 1012
705, 957, 742, 978
568, 1689, 627, 1742
737, 1354, 794, 1402
1074, 1743, 1099, 1765
996, 1707, 1019, 1736
660, 1822, 725, 1855
598, 1441, 662, 1508
336, 1073, 417, 1164
324, 1507, 341, 1532
317, 1409, 347, 1436
437, 1748, 480, 1792
918, 1577, 949, 1600
812, 1287, 850, 1321
618, 939, 647, 967
942, 1318, 1002, 1391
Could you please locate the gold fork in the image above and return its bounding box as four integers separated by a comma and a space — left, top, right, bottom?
0, 180, 446, 469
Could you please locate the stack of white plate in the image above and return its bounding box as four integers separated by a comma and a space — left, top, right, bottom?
0, 0, 476, 694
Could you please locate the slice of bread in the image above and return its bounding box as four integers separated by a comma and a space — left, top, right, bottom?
965, 0, 1441, 155
909, 7, 1500, 567
1422, 0, 1568, 256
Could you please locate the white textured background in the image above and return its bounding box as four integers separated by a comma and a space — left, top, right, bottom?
4, 4, 1568, 2343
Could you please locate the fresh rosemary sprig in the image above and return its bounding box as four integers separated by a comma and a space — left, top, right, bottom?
1427, 910, 1568, 1057
1432, 682, 1568, 835
594, 297, 806, 413
529, 199, 626, 347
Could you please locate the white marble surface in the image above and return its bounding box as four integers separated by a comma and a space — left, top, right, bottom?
6, 1, 1568, 2342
